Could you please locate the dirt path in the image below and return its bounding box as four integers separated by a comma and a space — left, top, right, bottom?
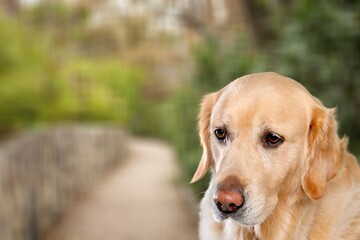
45, 138, 198, 240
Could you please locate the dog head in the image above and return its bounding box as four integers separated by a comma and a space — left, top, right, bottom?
191, 72, 343, 225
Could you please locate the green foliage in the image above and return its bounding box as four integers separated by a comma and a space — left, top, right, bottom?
0, 13, 48, 129
192, 35, 263, 92
0, 13, 144, 131
58, 58, 143, 123
166, 87, 210, 194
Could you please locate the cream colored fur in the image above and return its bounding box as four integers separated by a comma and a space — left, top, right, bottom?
192, 72, 360, 240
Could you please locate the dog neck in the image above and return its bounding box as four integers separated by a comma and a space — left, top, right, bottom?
253, 172, 308, 240
253, 193, 309, 239
252, 151, 359, 240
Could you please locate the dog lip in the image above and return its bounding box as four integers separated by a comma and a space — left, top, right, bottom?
213, 201, 247, 222
212, 197, 257, 226
213, 210, 229, 222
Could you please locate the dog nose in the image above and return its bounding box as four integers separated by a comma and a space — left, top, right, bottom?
214, 189, 244, 214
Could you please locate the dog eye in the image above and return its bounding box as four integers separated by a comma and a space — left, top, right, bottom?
214, 128, 227, 141
264, 133, 284, 148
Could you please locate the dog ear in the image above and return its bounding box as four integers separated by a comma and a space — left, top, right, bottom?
301, 104, 343, 200
191, 92, 219, 183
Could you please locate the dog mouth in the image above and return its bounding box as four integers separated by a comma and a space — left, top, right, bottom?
212, 196, 269, 226
213, 208, 245, 222
213, 207, 264, 226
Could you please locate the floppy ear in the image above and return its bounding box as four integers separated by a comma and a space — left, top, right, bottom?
302, 105, 343, 200
191, 92, 219, 183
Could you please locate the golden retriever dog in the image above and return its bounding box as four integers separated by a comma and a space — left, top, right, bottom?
191, 72, 360, 240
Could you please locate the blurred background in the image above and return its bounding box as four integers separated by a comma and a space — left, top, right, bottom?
0, 0, 359, 239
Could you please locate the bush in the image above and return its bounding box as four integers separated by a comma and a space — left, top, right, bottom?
0, 13, 144, 132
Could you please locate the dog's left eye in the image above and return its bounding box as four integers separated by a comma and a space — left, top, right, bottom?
264, 133, 284, 148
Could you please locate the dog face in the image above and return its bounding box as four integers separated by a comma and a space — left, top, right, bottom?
192, 72, 342, 226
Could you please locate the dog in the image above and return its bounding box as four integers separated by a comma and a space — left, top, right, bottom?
191, 72, 360, 239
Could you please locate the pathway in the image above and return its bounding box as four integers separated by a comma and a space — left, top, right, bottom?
45, 138, 198, 240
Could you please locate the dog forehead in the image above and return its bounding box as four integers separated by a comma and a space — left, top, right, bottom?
211, 73, 312, 125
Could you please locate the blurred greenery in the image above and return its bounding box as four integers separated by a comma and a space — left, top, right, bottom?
0, 10, 144, 133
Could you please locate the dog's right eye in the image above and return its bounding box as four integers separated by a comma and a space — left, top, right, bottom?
214, 128, 227, 141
